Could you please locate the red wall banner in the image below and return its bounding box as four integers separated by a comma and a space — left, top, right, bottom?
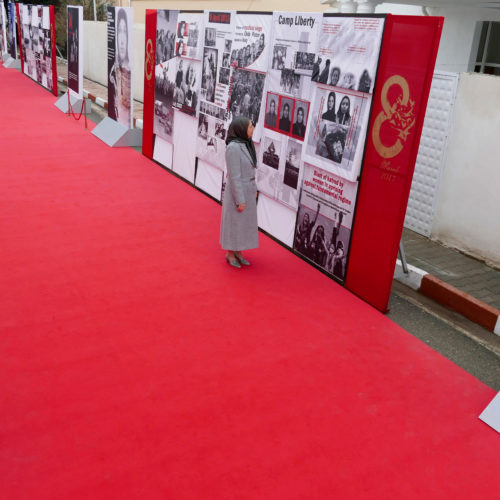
345, 15, 443, 311
142, 10, 157, 159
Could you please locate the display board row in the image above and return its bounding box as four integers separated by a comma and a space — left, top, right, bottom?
146, 10, 386, 284
9, 5, 442, 312
16, 3, 57, 95
143, 10, 443, 311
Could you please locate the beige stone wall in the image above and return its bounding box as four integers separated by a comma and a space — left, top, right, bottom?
130, 1, 326, 24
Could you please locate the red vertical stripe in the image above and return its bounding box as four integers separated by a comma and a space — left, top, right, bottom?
142, 10, 157, 159
345, 15, 443, 311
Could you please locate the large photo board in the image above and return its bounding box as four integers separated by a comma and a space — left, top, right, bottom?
20, 4, 57, 95
154, 9, 178, 142
67, 6, 83, 98
294, 164, 357, 282
7, 1, 17, 59
196, 10, 235, 168
107, 6, 134, 128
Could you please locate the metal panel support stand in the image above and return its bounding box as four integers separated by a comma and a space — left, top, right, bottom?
3, 57, 21, 69
54, 92, 91, 115
91, 116, 142, 148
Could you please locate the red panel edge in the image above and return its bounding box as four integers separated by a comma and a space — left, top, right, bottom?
345, 15, 444, 312
15, 3, 24, 73
15, 3, 24, 75
50, 5, 58, 97
142, 10, 157, 159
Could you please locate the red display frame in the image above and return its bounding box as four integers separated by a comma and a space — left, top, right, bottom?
142, 9, 157, 159
49, 5, 57, 97
345, 15, 443, 311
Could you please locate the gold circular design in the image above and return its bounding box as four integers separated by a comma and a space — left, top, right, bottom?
372, 75, 411, 160
145, 39, 154, 82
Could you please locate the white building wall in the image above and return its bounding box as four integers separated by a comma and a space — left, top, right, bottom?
83, 21, 145, 103
431, 72, 500, 267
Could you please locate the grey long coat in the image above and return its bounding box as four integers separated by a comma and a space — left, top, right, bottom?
220, 141, 259, 251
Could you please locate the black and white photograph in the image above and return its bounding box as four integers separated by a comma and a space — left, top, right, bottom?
257, 129, 302, 210
201, 47, 217, 103
222, 52, 230, 68
227, 69, 265, 126
187, 24, 199, 48
196, 112, 227, 169
204, 27, 216, 47
262, 136, 281, 170
218, 67, 230, 85
311, 57, 332, 85
279, 69, 300, 95
283, 140, 302, 189
224, 39, 232, 52
272, 45, 286, 70
294, 205, 349, 279
304, 85, 369, 181
200, 100, 226, 120
264, 92, 279, 129
156, 10, 178, 65
154, 60, 176, 140
271, 11, 322, 75
107, 6, 133, 128
177, 19, 187, 38
172, 58, 200, 116
230, 40, 264, 69
291, 101, 309, 140
231, 13, 271, 72
176, 38, 186, 57
293, 164, 357, 281
314, 16, 385, 94
175, 12, 203, 61
278, 97, 293, 134
315, 122, 347, 164
294, 52, 315, 71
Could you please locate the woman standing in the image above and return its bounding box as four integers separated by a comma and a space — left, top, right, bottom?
220, 117, 259, 268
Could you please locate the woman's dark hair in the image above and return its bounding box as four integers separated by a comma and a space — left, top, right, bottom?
327, 91, 336, 110
226, 116, 257, 166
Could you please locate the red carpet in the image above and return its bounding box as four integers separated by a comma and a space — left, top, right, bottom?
1, 65, 499, 499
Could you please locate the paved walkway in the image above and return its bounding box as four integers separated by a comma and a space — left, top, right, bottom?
402, 228, 500, 310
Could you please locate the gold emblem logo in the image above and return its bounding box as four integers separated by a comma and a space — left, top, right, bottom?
372, 75, 416, 159
145, 38, 154, 82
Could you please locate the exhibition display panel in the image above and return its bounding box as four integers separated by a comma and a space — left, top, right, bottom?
17, 3, 57, 96
142, 10, 443, 312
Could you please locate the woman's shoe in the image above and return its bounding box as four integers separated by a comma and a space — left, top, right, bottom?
235, 253, 250, 266
225, 254, 241, 268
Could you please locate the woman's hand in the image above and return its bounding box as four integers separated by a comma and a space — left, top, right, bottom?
237, 204, 246, 212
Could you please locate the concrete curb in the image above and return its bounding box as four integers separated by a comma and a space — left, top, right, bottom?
57, 75, 143, 129
394, 259, 500, 336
